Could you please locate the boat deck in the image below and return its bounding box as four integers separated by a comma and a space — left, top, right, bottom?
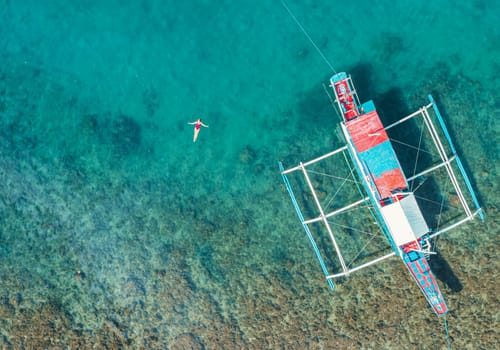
346, 109, 407, 199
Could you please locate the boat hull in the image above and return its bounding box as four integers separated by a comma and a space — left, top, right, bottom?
403, 249, 448, 315
332, 72, 448, 316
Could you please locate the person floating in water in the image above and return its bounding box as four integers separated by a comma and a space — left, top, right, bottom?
187, 118, 209, 142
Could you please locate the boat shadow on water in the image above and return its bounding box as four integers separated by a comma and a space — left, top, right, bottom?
375, 87, 465, 294
283, 63, 471, 302
429, 248, 463, 293
346, 66, 466, 294
372, 84, 444, 229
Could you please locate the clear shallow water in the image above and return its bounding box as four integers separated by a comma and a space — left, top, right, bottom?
0, 1, 498, 349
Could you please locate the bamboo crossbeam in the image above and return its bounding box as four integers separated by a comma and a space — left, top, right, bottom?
384, 102, 433, 130
303, 197, 369, 224
281, 146, 348, 174
300, 162, 349, 274
326, 251, 396, 279
406, 155, 457, 182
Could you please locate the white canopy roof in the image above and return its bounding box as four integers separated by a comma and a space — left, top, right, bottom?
380, 193, 429, 246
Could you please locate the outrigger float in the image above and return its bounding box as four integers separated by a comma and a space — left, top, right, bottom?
279, 72, 484, 316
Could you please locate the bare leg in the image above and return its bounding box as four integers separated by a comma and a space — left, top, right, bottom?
193, 127, 200, 142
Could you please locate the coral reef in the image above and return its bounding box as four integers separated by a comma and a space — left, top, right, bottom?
0, 2, 498, 349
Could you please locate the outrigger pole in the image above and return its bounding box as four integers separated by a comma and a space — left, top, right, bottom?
280, 145, 386, 283
279, 72, 484, 317
299, 162, 349, 274
282, 154, 398, 280
279, 161, 335, 291
384, 95, 484, 230
279, 0, 484, 342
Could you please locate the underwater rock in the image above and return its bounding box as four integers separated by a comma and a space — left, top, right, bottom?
239, 145, 257, 164
142, 88, 160, 117
12, 293, 23, 308
123, 275, 146, 297
81, 111, 143, 157
82, 113, 101, 132
377, 32, 405, 62
74, 270, 86, 281
170, 333, 204, 350
112, 114, 142, 156
253, 162, 265, 174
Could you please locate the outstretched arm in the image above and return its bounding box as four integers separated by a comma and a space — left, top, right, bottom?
201, 122, 209, 128
187, 121, 197, 125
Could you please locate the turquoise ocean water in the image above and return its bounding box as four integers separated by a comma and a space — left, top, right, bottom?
0, 1, 498, 348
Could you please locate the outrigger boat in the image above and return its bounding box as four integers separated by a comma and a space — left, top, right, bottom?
279, 72, 484, 316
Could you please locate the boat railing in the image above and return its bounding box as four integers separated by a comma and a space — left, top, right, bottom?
278, 92, 484, 290
384, 96, 484, 227
330, 73, 363, 120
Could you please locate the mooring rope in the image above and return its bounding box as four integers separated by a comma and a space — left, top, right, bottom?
323, 83, 343, 121
280, 0, 337, 74
387, 138, 435, 156
444, 315, 451, 350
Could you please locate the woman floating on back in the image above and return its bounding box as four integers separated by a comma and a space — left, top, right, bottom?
187, 118, 209, 142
